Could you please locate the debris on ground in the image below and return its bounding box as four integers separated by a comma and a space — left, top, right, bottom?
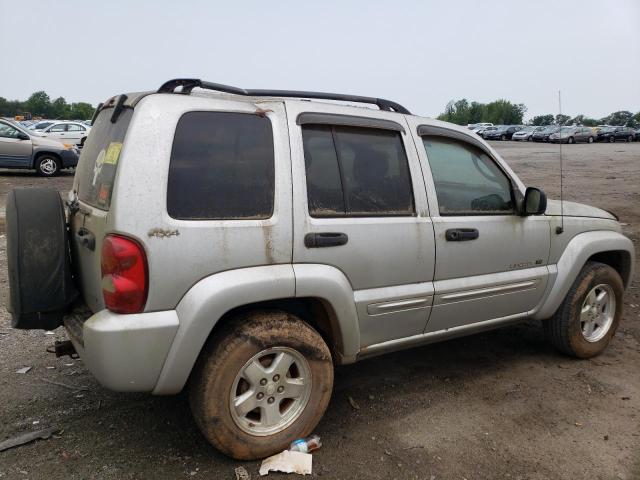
0, 427, 60, 452
234, 466, 251, 480
259, 451, 312, 476
15, 367, 32, 374
347, 395, 360, 410
289, 435, 321, 453
40, 378, 90, 391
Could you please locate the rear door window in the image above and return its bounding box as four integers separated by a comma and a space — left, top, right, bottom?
302, 125, 414, 217
167, 111, 275, 220
76, 108, 133, 210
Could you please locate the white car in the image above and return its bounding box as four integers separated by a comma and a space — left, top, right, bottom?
512, 126, 541, 141
42, 121, 91, 147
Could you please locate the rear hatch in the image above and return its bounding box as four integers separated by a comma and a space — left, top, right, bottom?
70, 97, 135, 312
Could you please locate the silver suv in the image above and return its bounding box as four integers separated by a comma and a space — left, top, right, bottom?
6, 79, 635, 460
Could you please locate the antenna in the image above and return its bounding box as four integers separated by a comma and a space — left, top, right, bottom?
556, 90, 564, 235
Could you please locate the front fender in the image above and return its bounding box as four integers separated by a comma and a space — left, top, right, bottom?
533, 231, 635, 320
153, 265, 295, 394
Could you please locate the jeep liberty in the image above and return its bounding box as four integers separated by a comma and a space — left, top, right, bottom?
6, 79, 635, 460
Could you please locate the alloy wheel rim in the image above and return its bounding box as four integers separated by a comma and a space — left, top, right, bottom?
580, 284, 615, 343
229, 347, 312, 436
40, 158, 57, 175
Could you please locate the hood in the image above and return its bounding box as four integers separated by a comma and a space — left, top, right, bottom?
31, 134, 66, 150
545, 200, 616, 220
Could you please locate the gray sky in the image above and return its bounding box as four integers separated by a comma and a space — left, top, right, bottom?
1, 0, 639, 120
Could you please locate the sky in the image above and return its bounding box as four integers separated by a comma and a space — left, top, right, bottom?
1, 0, 639, 120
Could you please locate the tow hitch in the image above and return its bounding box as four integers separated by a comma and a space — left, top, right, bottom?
47, 340, 79, 359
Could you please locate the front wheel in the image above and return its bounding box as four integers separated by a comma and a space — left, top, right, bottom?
501, 134, 506, 141
544, 261, 623, 358
189, 310, 333, 460
588, 136, 594, 143
567, 137, 574, 144
628, 135, 633, 142
36, 155, 60, 177
609, 136, 615, 143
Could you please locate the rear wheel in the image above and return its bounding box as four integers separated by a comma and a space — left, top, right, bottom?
36, 155, 60, 177
628, 135, 633, 142
588, 136, 594, 143
567, 137, 574, 144
501, 134, 506, 141
609, 136, 615, 143
544, 262, 623, 358
189, 310, 334, 460
80, 137, 86, 147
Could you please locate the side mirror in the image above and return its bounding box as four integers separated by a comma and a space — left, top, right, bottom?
17, 132, 30, 141
523, 187, 547, 216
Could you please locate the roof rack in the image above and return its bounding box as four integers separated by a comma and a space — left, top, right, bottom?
157, 78, 411, 115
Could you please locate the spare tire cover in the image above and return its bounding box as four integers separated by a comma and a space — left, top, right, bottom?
6, 188, 78, 330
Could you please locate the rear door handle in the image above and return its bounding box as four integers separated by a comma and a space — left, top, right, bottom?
304, 232, 348, 248
445, 228, 479, 242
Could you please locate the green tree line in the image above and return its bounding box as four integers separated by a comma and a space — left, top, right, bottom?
0, 91, 95, 120
438, 98, 640, 128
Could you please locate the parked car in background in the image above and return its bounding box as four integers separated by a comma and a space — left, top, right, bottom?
512, 126, 541, 141
549, 126, 596, 144
635, 128, 640, 141
468, 122, 493, 131
28, 120, 56, 131
41, 121, 91, 147
476, 125, 497, 136
596, 126, 636, 143
531, 126, 560, 142
0, 118, 79, 176
483, 125, 521, 140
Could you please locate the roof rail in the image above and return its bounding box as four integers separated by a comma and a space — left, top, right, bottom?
157, 78, 411, 114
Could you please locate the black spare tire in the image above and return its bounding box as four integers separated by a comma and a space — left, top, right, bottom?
6, 188, 78, 330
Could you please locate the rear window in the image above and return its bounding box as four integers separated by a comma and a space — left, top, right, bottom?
77, 108, 133, 210
167, 111, 275, 220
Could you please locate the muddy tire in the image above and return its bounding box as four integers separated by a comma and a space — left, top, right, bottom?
544, 262, 624, 358
189, 310, 333, 460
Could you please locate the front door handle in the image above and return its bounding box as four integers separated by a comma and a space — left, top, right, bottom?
445, 228, 479, 242
304, 232, 348, 248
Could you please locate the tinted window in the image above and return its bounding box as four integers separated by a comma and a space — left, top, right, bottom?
167, 111, 275, 220
302, 125, 414, 217
76, 108, 133, 210
422, 136, 514, 215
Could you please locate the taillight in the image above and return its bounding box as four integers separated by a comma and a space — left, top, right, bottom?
101, 234, 148, 314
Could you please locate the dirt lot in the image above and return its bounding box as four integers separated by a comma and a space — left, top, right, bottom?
0, 141, 638, 480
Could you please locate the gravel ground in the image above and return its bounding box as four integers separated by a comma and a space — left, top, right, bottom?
0, 141, 638, 480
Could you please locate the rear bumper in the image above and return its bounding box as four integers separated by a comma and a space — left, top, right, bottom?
64, 307, 179, 392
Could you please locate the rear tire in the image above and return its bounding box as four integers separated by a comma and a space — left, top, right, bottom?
628, 135, 633, 142
501, 134, 506, 141
80, 137, 86, 147
609, 136, 615, 143
36, 155, 60, 177
189, 310, 334, 460
568, 137, 574, 144
588, 136, 594, 143
543, 262, 623, 358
